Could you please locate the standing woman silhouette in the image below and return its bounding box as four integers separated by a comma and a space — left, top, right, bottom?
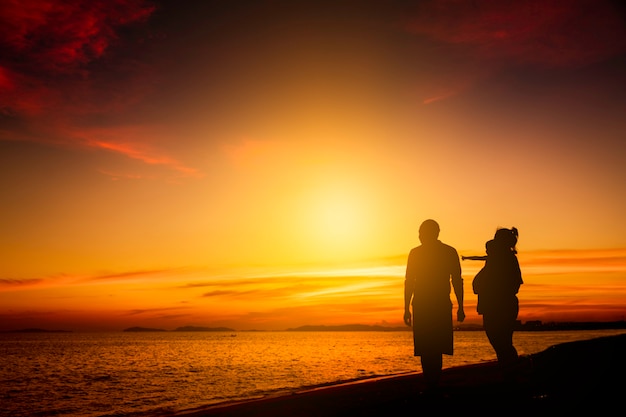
472, 227, 523, 367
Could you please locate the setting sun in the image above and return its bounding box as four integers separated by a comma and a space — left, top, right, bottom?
302, 178, 375, 255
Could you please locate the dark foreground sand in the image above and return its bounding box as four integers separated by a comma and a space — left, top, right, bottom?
162, 333, 626, 416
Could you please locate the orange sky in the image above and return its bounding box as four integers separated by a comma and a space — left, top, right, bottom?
1, 0, 626, 331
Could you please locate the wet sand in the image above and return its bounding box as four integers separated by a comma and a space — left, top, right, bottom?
165, 333, 626, 416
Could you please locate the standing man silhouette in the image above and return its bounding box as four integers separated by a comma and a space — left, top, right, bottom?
404, 219, 465, 390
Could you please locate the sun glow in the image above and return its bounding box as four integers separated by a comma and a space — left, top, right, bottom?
315, 192, 362, 240
299, 177, 378, 260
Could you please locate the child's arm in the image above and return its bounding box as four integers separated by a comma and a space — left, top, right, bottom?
461, 255, 488, 261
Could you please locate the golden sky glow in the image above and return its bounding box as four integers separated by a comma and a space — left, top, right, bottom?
1, 0, 626, 331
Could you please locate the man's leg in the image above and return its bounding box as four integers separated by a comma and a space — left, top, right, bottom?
420, 353, 443, 389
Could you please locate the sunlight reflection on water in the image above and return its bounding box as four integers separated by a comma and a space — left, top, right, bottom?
1, 329, 625, 416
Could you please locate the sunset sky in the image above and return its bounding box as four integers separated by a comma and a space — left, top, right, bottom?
1, 0, 626, 332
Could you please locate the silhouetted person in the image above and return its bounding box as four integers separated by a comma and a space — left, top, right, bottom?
471, 227, 523, 368
404, 219, 465, 390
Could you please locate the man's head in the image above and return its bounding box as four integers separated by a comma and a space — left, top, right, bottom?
419, 219, 440, 244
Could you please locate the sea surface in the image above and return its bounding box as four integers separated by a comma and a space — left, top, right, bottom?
2, 329, 625, 417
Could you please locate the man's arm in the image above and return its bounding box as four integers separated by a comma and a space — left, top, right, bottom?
404, 281, 414, 326
453, 277, 465, 322
451, 250, 465, 322
404, 252, 415, 326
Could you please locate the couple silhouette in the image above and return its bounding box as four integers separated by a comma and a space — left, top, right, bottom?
404, 219, 522, 390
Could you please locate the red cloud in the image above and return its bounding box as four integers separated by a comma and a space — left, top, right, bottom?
408, 0, 626, 68
0, 0, 154, 74
0, 1, 200, 179
408, 0, 626, 103
0, 0, 155, 116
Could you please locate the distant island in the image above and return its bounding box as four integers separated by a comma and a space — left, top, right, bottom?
123, 327, 167, 332
515, 320, 626, 331
123, 326, 235, 332
174, 326, 235, 332
4, 321, 625, 334
286, 321, 626, 332
287, 324, 410, 332
2, 328, 72, 333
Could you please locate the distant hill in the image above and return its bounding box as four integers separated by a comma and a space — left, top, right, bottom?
174, 326, 235, 332
286, 321, 626, 332
517, 320, 626, 331
123, 327, 167, 332
286, 324, 410, 332
122, 326, 235, 332
4, 328, 72, 333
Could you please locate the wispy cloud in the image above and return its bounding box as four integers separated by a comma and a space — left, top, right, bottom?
97, 169, 154, 181
122, 306, 190, 317
202, 289, 258, 298
73, 125, 203, 178
0, 268, 182, 292
3, 248, 626, 329
176, 280, 261, 289
0, 278, 45, 288
519, 248, 626, 275
81, 268, 179, 283
0, 274, 75, 291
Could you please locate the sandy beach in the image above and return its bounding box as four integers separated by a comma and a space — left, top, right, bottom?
161, 333, 626, 416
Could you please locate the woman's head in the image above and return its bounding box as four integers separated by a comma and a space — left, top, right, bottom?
494, 227, 518, 253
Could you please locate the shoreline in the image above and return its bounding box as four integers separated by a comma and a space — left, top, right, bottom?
154, 333, 626, 416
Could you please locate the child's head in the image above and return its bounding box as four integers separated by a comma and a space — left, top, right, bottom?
485, 239, 496, 255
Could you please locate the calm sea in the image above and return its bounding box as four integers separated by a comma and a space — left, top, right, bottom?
2, 329, 625, 417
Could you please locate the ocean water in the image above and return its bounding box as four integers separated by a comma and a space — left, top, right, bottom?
2, 329, 625, 417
